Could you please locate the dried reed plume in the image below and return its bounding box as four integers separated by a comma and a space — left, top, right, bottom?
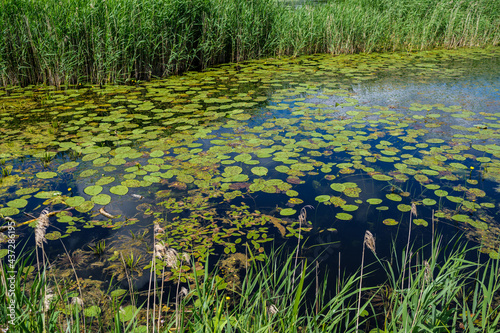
35, 208, 50, 248
364, 231, 376, 255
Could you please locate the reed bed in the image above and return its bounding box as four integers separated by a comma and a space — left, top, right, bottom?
0, 0, 498, 87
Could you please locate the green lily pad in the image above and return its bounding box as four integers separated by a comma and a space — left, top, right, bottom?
330, 183, 346, 192
45, 231, 62, 240
335, 213, 352, 221
34, 191, 62, 199
110, 185, 129, 195
75, 201, 94, 213
65, 196, 86, 207
251, 167, 268, 176
367, 198, 383, 205
315, 195, 330, 203
91, 194, 111, 206
119, 305, 138, 322
383, 218, 398, 226
36, 171, 58, 179
280, 208, 296, 216
84, 185, 103, 196
96, 176, 115, 186
372, 174, 393, 181
413, 219, 428, 226
7, 198, 28, 208
452, 214, 471, 222
386, 193, 402, 202
422, 198, 437, 206
342, 205, 358, 212
434, 190, 448, 197
0, 207, 19, 216
397, 204, 411, 212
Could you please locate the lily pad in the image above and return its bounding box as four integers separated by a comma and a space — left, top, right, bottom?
434, 190, 448, 197
0, 207, 19, 216
91, 194, 111, 205
110, 185, 129, 196
367, 198, 383, 205
65, 196, 86, 207
315, 195, 330, 203
422, 198, 437, 206
413, 219, 428, 226
280, 208, 296, 216
36, 171, 58, 179
335, 213, 352, 221
119, 305, 138, 322
383, 218, 398, 226
251, 167, 268, 176
7, 198, 28, 208
386, 193, 402, 202
84, 185, 103, 196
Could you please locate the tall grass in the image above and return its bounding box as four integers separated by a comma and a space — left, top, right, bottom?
2, 235, 500, 332
0, 0, 498, 87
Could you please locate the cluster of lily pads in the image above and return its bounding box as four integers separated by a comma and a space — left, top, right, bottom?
1, 47, 500, 283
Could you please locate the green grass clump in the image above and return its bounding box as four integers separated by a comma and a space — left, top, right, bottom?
0, 0, 498, 87
2, 235, 500, 332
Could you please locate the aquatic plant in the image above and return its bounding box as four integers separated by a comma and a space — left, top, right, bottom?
88, 240, 106, 257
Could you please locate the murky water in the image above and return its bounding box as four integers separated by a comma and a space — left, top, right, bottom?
1, 47, 499, 295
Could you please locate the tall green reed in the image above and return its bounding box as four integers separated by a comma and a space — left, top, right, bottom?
0, 0, 498, 86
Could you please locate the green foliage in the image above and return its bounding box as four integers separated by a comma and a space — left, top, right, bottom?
0, 0, 498, 86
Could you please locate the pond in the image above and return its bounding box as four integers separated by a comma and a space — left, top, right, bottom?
1, 47, 500, 296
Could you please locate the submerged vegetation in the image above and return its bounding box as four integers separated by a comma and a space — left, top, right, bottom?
0, 0, 499, 86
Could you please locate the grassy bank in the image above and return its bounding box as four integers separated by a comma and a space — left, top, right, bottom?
0, 0, 498, 87
2, 234, 500, 332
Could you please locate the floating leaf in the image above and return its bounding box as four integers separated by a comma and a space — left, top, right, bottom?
251, 167, 268, 176
75, 201, 94, 213
386, 193, 402, 202
315, 195, 330, 203
119, 305, 138, 322
96, 176, 115, 186
413, 219, 428, 226
91, 194, 111, 206
434, 190, 448, 197
330, 183, 346, 192
280, 208, 296, 216
0, 207, 19, 216
422, 198, 437, 206
397, 204, 411, 212
110, 185, 129, 196
65, 196, 85, 207
383, 218, 398, 226
342, 205, 358, 211
367, 198, 382, 205
36, 171, 58, 179
7, 198, 28, 208
335, 213, 352, 221
372, 174, 393, 181
84, 185, 103, 196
